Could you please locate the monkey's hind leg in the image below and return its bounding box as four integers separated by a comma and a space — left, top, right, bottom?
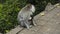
24, 23, 30, 29
24, 20, 31, 29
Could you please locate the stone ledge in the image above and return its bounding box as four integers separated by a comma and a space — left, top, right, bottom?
6, 25, 23, 34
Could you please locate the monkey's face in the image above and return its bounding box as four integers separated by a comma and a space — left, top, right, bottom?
31, 5, 35, 13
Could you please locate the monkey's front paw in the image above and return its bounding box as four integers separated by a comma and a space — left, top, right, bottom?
29, 17, 32, 20
30, 25, 32, 28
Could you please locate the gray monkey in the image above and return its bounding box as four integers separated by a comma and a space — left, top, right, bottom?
17, 4, 36, 29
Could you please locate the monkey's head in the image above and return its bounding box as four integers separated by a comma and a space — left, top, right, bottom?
25, 4, 35, 12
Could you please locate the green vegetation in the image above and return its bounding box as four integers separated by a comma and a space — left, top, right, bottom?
0, 0, 59, 34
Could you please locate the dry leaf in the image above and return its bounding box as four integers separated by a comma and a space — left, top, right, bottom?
40, 12, 45, 16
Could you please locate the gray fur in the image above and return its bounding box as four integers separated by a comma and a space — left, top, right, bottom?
17, 4, 35, 29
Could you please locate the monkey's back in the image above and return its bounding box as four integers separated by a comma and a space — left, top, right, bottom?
17, 10, 32, 21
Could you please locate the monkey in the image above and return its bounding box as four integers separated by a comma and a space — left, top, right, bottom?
17, 4, 36, 29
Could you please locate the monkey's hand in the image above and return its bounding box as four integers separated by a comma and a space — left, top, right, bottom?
29, 17, 32, 20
